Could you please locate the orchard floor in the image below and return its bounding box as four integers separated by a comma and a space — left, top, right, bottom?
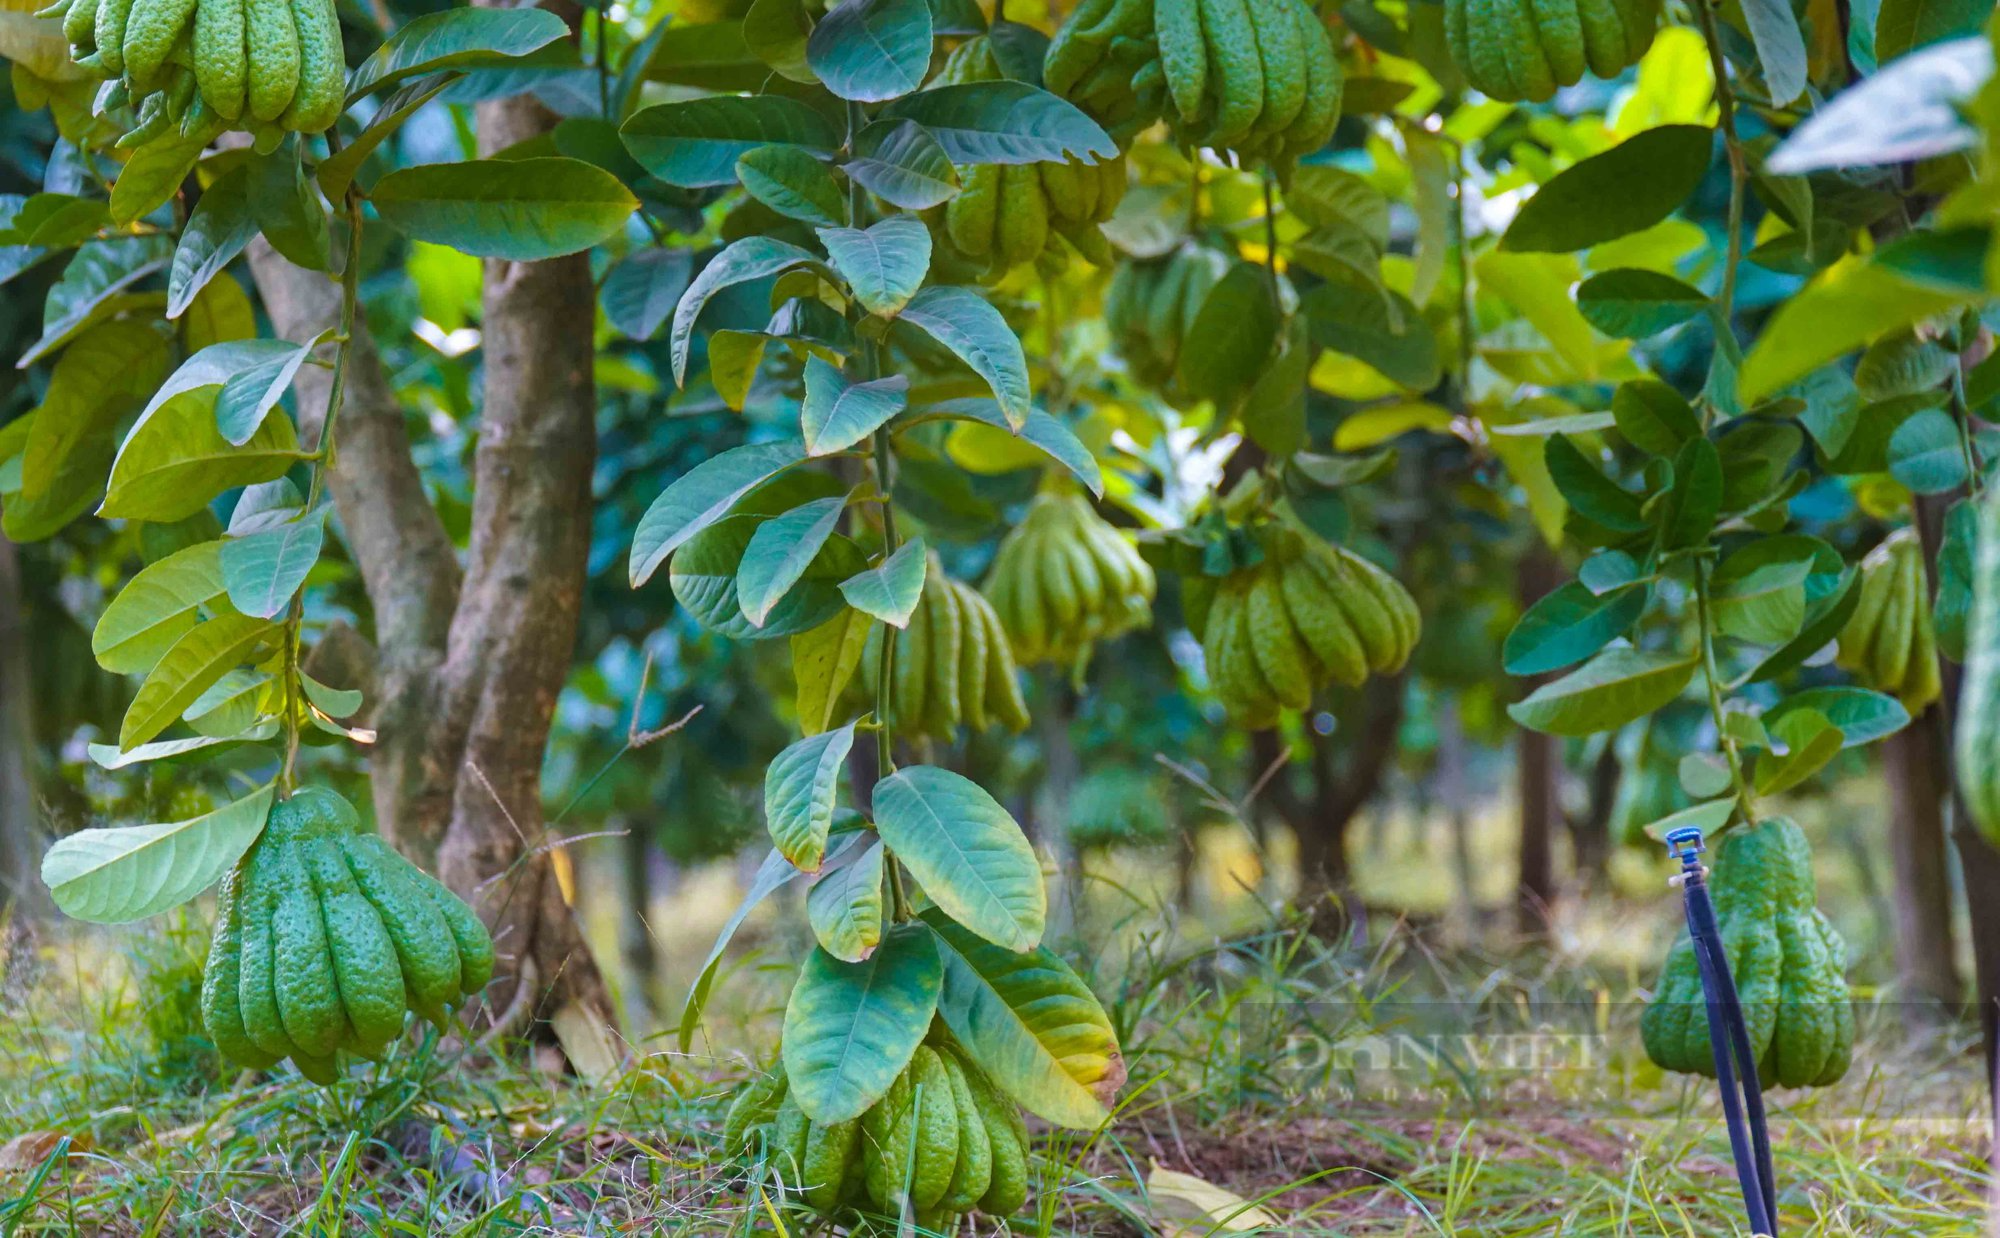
2, 778, 1993, 1234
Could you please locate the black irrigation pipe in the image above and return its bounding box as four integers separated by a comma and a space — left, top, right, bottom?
1666, 825, 1778, 1237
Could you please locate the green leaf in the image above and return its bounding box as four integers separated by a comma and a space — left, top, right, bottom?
846, 119, 960, 210
1755, 707, 1844, 794
185, 668, 271, 736
168, 167, 256, 320
669, 236, 821, 385
1877, 0, 1987, 61
1738, 248, 1986, 405
219, 511, 328, 619
805, 0, 933, 102
738, 493, 850, 625
1741, 0, 1809, 103
1240, 320, 1310, 457
1177, 260, 1281, 406
621, 96, 841, 188
678, 834, 863, 1051
1503, 581, 1650, 676
808, 838, 885, 963
1506, 648, 1700, 737
630, 440, 807, 586
1716, 421, 1804, 512
4, 321, 171, 542
897, 285, 1032, 428
672, 514, 865, 638
793, 607, 875, 734
110, 129, 214, 226
1886, 407, 1970, 494
1611, 380, 1700, 457
23, 237, 173, 366
1935, 497, 1976, 661
1639, 798, 1736, 845
40, 783, 275, 924
736, 145, 846, 227
765, 719, 857, 872
801, 355, 911, 455
119, 613, 279, 751
923, 909, 1123, 1130
872, 765, 1044, 950
912, 398, 1104, 497
1661, 436, 1722, 548
839, 536, 928, 626
317, 74, 458, 201
817, 217, 930, 317
1711, 535, 1837, 646
1764, 38, 1985, 173
92, 539, 233, 674
246, 141, 331, 272
878, 81, 1116, 164
346, 7, 569, 99
1767, 686, 1910, 746
1301, 282, 1440, 390
370, 157, 637, 261
215, 332, 326, 445
1500, 125, 1714, 253
708, 330, 773, 410
1473, 251, 1598, 379
86, 726, 278, 769
602, 248, 693, 342
301, 672, 362, 719
101, 389, 301, 523
743, 0, 817, 83
637, 18, 770, 90
781, 925, 943, 1123
1544, 436, 1645, 531
0, 194, 107, 249
1678, 752, 1733, 799
1746, 567, 1860, 682
1576, 268, 1708, 339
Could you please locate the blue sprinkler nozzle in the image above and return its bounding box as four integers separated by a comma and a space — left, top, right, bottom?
1664, 825, 1706, 868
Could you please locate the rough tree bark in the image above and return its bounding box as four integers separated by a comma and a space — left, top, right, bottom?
0, 537, 43, 920
244, 1, 612, 1040
1287, 674, 1406, 937
1514, 545, 1563, 935
1881, 716, 1963, 1007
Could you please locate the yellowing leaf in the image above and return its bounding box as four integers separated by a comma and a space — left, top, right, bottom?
1146, 1162, 1279, 1235
1333, 401, 1454, 451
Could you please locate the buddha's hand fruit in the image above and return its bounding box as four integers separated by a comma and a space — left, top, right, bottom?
1043, 0, 1170, 141
983, 490, 1157, 668
201, 786, 495, 1084
55, 0, 345, 143
1193, 534, 1419, 727
871, 562, 1032, 741
1640, 817, 1855, 1089
725, 1038, 1033, 1223
1835, 528, 1941, 713
1443, 0, 1659, 103
1104, 245, 1230, 401
1154, 0, 1342, 168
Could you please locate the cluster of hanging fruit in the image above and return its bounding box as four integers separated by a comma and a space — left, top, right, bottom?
983, 490, 1158, 669
202, 787, 493, 1085
1836, 528, 1942, 713
46, 0, 346, 147
722, 1033, 1031, 1229
866, 560, 1032, 741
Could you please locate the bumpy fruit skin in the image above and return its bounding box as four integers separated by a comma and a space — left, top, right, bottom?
1444, 0, 1658, 102
1836, 529, 1942, 713
1197, 532, 1420, 726
201, 786, 494, 1084
868, 564, 1031, 741
1105, 246, 1229, 402
725, 1037, 1034, 1222
983, 491, 1157, 668
1957, 490, 2000, 845
1640, 818, 1855, 1089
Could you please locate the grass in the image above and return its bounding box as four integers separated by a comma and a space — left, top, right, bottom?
1, 792, 1992, 1235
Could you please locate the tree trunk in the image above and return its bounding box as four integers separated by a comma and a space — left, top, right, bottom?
1881, 715, 1964, 1006
243, 0, 614, 1047
0, 537, 43, 920
1434, 696, 1476, 936
1515, 546, 1564, 936
1295, 674, 1405, 938
1037, 673, 1080, 940
1566, 742, 1618, 883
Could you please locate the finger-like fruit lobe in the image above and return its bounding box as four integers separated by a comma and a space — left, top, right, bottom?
1443, 0, 1659, 102
1957, 490, 2000, 845
1836, 529, 1942, 713
1640, 817, 1855, 1089
870, 562, 1033, 741
983, 490, 1157, 668
724, 1036, 1035, 1221
200, 786, 494, 1084
1195, 533, 1419, 727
